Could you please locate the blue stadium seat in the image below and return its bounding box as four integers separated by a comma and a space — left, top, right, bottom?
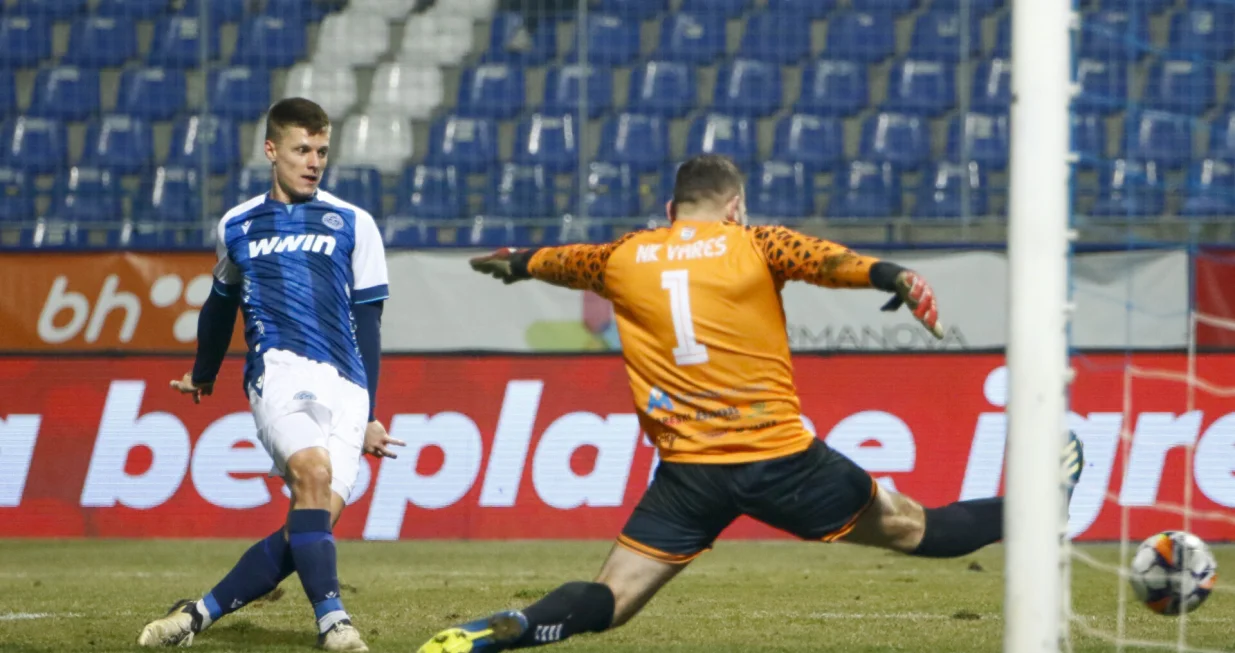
599, 112, 669, 173
909, 11, 981, 61
47, 167, 123, 223
96, 0, 171, 18
772, 113, 844, 174
597, 0, 669, 20
946, 112, 1010, 171
0, 16, 51, 67
828, 160, 901, 218
117, 68, 185, 121
851, 0, 915, 12
883, 59, 955, 116
583, 161, 641, 218
680, 0, 750, 19
1072, 113, 1107, 165
1072, 59, 1128, 115
712, 58, 782, 118
913, 161, 988, 218
232, 16, 306, 68
1088, 159, 1164, 218
686, 114, 757, 166
425, 115, 500, 175
133, 165, 201, 223
1210, 113, 1235, 161
1142, 60, 1214, 116
825, 11, 896, 63
1182, 159, 1235, 217
148, 17, 221, 68
395, 164, 465, 220
166, 115, 239, 175
81, 115, 152, 175
571, 14, 641, 66
541, 64, 613, 119
484, 12, 558, 65
1168, 8, 1235, 60
0, 117, 66, 175
656, 13, 727, 64
796, 59, 867, 116
514, 113, 580, 174
971, 58, 1011, 112
322, 166, 383, 216
12, 0, 87, 17
1099, 0, 1173, 12
210, 67, 270, 121
0, 167, 35, 223
627, 61, 696, 119
658, 160, 686, 205
258, 0, 329, 22
766, 0, 836, 19
1124, 110, 1194, 169
1079, 10, 1151, 59
992, 13, 1011, 58
457, 64, 526, 120
931, 0, 1002, 15
63, 16, 137, 67
227, 166, 272, 205
177, 0, 246, 23
747, 160, 815, 219
485, 164, 556, 218
859, 112, 929, 171
0, 71, 15, 119
740, 11, 812, 64
29, 67, 100, 122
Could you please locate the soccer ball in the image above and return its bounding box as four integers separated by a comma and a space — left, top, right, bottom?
1127, 530, 1218, 616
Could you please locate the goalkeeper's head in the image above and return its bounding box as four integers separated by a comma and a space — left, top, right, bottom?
668, 154, 747, 226
263, 97, 331, 204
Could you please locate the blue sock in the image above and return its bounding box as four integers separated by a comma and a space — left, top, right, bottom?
287, 509, 348, 633
197, 529, 296, 629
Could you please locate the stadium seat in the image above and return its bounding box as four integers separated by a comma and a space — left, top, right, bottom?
827, 160, 901, 218
542, 64, 614, 119
946, 112, 1010, 171
1124, 110, 1195, 169
686, 114, 757, 166
570, 14, 641, 66
992, 13, 1011, 58
1088, 159, 1164, 217
322, 166, 383, 216
425, 115, 500, 175
117, 68, 185, 121
1079, 10, 1151, 59
232, 16, 307, 68
282, 64, 357, 119
337, 113, 414, 175
47, 167, 123, 223
796, 59, 867, 117
1072, 59, 1128, 115
0, 16, 51, 67
909, 11, 981, 61
166, 115, 239, 175
931, 0, 1002, 14
63, 16, 137, 67
0, 71, 15, 119
256, 0, 330, 23
582, 161, 641, 219
859, 112, 929, 171
347, 0, 417, 21
227, 166, 272, 205
747, 160, 815, 219
368, 63, 444, 121
825, 11, 896, 63
597, 0, 669, 20
712, 58, 782, 118
740, 11, 812, 64
1072, 113, 1107, 165
883, 59, 956, 116
1209, 113, 1235, 161
176, 0, 246, 22
80, 115, 152, 175
772, 113, 844, 174
147, 16, 221, 68
210, 67, 270, 121
680, 0, 749, 19
1, 117, 66, 175
395, 164, 465, 220
656, 13, 727, 64
1098, 0, 1173, 12
513, 113, 579, 174
313, 11, 390, 66
29, 67, 100, 122
971, 58, 1011, 112
96, 0, 171, 18
1168, 8, 1235, 60
627, 61, 696, 119
598, 112, 669, 173
913, 161, 988, 218
484, 164, 556, 218
484, 12, 558, 65
1182, 159, 1235, 217
0, 167, 35, 223
765, 0, 836, 20
851, 0, 915, 12
133, 165, 202, 225
398, 13, 474, 66
12, 0, 87, 18
456, 64, 527, 120
1142, 59, 1214, 116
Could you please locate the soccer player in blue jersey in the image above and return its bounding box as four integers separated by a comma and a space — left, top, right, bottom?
137, 98, 402, 652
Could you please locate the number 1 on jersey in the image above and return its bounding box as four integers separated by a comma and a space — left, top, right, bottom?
661, 270, 709, 366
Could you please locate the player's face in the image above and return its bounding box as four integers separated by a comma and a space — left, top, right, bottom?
266, 126, 330, 202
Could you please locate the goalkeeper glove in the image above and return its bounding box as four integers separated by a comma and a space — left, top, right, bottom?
876, 267, 944, 340
469, 248, 536, 284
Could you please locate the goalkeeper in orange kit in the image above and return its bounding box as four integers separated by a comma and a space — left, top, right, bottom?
418, 154, 1084, 653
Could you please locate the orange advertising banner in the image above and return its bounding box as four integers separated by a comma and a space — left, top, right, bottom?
0, 253, 245, 352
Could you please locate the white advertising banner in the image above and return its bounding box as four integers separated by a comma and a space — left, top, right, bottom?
382, 248, 1191, 352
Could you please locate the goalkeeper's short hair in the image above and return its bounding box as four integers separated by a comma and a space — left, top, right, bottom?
265, 98, 330, 143
672, 154, 745, 210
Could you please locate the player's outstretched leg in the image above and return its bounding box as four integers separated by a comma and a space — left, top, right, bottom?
417, 543, 684, 652
136, 529, 296, 647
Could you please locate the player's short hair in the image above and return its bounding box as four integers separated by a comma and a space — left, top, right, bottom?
672, 154, 745, 208
265, 98, 330, 143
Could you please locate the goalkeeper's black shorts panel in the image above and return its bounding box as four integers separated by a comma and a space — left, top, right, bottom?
617, 439, 878, 564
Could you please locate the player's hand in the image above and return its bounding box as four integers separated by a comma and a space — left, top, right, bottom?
363, 420, 405, 459
880, 270, 944, 340
469, 248, 529, 285
170, 373, 213, 404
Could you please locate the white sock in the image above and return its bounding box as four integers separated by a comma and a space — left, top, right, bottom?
193, 600, 214, 631
318, 609, 349, 634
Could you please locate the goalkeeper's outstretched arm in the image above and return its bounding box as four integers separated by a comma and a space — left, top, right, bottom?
468, 233, 640, 297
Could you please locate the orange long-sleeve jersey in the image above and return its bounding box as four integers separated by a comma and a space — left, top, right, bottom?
527, 220, 882, 464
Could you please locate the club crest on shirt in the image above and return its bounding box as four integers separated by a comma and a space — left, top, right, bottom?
680, 227, 695, 240
322, 213, 344, 230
